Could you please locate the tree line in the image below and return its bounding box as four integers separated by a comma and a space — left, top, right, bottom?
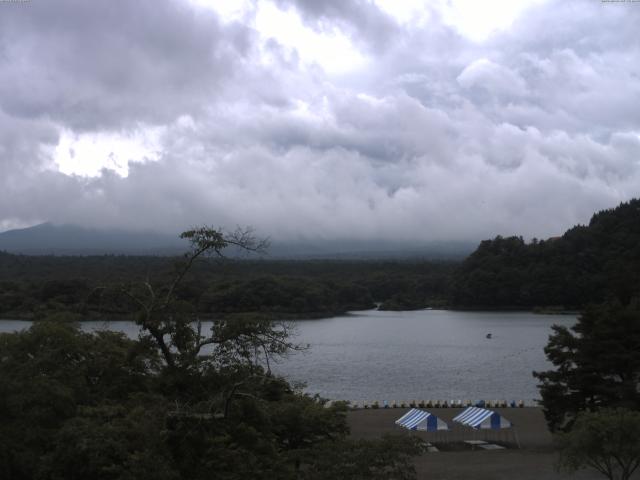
0, 253, 455, 320
3, 199, 640, 319
451, 199, 640, 309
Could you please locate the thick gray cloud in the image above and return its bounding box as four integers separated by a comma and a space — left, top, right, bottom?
1, 0, 639, 244
0, 0, 253, 130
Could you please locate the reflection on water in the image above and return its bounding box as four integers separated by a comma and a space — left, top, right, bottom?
0, 309, 576, 402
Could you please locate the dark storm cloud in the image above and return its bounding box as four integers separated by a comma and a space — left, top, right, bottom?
1, 0, 640, 242
0, 0, 253, 131
0, 110, 58, 172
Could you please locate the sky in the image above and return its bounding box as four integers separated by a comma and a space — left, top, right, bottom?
1, 0, 639, 243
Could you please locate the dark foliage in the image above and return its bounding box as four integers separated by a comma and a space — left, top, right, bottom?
556, 408, 640, 480
0, 254, 454, 320
451, 199, 640, 309
2, 199, 640, 317
0, 321, 161, 480
534, 302, 640, 432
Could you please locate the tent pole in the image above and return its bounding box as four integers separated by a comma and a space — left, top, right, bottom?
513, 427, 521, 449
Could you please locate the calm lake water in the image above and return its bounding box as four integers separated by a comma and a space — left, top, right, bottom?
0, 309, 576, 404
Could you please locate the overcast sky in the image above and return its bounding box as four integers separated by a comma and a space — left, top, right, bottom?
1, 0, 639, 243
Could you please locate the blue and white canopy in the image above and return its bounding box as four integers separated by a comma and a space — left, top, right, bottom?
452, 407, 512, 430
395, 409, 449, 432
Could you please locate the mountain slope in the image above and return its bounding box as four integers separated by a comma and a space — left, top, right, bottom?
0, 223, 187, 255
0, 223, 475, 259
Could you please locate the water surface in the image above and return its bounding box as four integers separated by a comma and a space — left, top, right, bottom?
273, 309, 576, 403
0, 309, 575, 403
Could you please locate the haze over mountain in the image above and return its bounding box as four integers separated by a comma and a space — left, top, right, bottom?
0, 223, 475, 259
0, 223, 186, 256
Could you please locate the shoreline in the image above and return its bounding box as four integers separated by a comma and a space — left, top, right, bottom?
0, 306, 582, 323
348, 407, 553, 449
347, 407, 605, 480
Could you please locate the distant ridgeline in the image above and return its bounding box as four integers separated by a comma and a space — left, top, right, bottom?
1, 199, 638, 319
450, 199, 640, 309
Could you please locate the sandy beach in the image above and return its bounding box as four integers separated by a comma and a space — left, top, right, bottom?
347, 407, 631, 480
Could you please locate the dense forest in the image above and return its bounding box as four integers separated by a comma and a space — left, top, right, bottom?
0, 254, 454, 320
1, 198, 639, 320
451, 199, 640, 309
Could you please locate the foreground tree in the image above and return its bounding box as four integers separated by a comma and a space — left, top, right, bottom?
0, 320, 160, 480
302, 435, 423, 480
557, 409, 640, 480
120, 226, 277, 371
534, 301, 640, 431
0, 227, 422, 479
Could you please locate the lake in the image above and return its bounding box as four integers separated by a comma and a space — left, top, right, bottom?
0, 309, 576, 404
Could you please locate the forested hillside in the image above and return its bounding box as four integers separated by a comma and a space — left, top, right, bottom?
450, 199, 640, 309
2, 199, 639, 318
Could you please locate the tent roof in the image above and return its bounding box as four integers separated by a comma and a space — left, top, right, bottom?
395, 408, 449, 431
452, 406, 512, 430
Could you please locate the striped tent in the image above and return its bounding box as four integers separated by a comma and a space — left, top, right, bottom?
452, 406, 512, 430
395, 408, 449, 432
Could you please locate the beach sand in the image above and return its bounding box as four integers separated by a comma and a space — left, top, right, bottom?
347, 407, 632, 480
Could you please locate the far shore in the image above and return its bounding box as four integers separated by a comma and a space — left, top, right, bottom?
0, 305, 581, 323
